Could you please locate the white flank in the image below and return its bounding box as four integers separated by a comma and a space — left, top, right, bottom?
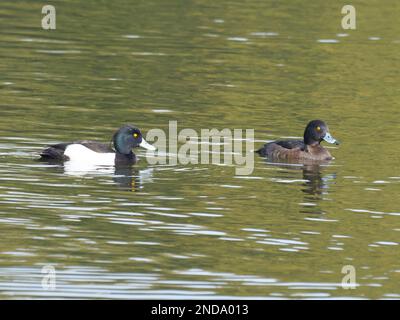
64, 144, 115, 165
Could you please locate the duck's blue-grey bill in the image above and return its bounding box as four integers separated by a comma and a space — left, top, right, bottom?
323, 132, 340, 145
140, 139, 156, 151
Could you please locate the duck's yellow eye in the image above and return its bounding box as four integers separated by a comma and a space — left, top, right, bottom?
133, 133, 139, 138
316, 126, 321, 131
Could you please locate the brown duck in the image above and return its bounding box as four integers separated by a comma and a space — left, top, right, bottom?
256, 120, 340, 161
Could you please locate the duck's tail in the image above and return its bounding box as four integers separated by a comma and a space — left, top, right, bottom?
39, 143, 69, 161
255, 145, 267, 156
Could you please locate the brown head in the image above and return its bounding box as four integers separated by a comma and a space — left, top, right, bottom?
303, 120, 340, 146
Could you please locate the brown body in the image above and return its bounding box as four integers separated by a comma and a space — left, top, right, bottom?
256, 120, 339, 162
264, 142, 333, 161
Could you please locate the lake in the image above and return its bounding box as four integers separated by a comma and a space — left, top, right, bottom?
0, 0, 399, 299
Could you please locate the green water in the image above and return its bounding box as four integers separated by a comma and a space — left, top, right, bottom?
0, 0, 400, 299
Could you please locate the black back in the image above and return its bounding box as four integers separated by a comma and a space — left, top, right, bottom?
274, 140, 305, 151
256, 140, 305, 156
39, 140, 114, 161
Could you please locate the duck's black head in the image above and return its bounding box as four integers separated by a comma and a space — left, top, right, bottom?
113, 125, 156, 155
303, 120, 340, 146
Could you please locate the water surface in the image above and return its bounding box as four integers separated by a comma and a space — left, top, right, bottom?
0, 0, 400, 299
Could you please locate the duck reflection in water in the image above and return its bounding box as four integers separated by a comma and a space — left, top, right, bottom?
113, 166, 154, 192
301, 163, 336, 197
63, 163, 154, 192
264, 160, 337, 214
301, 163, 337, 214
39, 159, 154, 192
